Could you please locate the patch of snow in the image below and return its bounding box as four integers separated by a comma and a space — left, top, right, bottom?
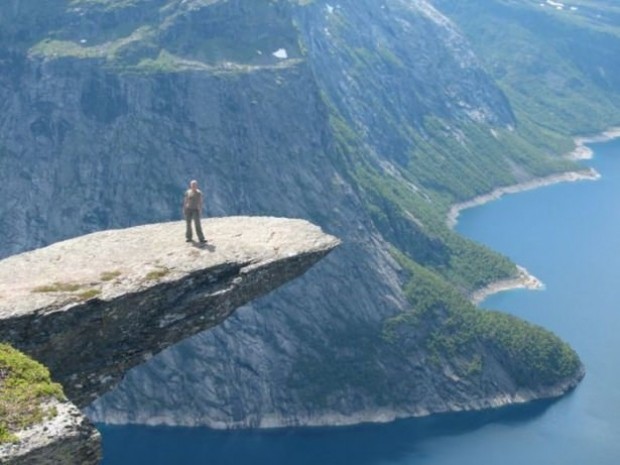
546, 0, 565, 9
257, 50, 263, 55
80, 39, 87, 44
326, 4, 334, 14
272, 48, 288, 60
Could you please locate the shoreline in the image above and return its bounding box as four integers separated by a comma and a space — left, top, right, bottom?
446, 168, 600, 229
568, 126, 620, 160
96, 367, 584, 431
469, 266, 544, 305
449, 126, 620, 303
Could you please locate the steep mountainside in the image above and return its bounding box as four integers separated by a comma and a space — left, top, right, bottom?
436, 0, 620, 136
1, 0, 618, 428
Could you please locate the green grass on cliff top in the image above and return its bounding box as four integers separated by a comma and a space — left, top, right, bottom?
0, 344, 65, 444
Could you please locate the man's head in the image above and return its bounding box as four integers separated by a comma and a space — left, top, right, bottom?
190, 180, 198, 190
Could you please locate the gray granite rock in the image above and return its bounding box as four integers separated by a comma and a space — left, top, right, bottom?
0, 216, 339, 406
0, 400, 101, 465
0, 216, 338, 464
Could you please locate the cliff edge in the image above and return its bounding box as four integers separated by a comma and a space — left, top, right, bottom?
0, 216, 339, 464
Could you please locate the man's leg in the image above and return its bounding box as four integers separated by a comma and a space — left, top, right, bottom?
193, 211, 206, 242
185, 211, 193, 241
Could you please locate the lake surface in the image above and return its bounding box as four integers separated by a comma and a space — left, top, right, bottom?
100, 139, 620, 465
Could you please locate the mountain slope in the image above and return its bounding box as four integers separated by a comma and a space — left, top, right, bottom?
2, 0, 616, 428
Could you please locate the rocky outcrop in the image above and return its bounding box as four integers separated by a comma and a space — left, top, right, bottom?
0, 216, 339, 464
0, 216, 339, 405
0, 400, 101, 465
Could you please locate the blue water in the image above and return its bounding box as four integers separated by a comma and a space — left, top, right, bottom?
100, 139, 620, 465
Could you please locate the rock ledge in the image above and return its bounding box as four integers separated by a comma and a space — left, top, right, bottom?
0, 216, 339, 464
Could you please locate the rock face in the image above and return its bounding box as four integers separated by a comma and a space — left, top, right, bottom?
0, 400, 101, 465
0, 217, 339, 463
0, 217, 339, 406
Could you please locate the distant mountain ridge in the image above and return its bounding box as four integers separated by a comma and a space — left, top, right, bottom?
1, 0, 618, 428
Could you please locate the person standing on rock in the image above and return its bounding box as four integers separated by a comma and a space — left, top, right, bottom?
183, 180, 206, 243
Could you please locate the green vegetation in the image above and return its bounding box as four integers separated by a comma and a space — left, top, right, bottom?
100, 270, 122, 282
30, 39, 104, 59
290, 251, 581, 407
32, 281, 102, 301
133, 50, 190, 73
289, 238, 579, 407
26, 0, 301, 74
32, 282, 83, 293
29, 25, 158, 64
477, 310, 581, 384
303, 0, 617, 402
0, 344, 65, 444
311, 44, 585, 399
383, 253, 582, 386
76, 289, 102, 301
330, 110, 523, 293
439, 0, 620, 135
145, 268, 170, 281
